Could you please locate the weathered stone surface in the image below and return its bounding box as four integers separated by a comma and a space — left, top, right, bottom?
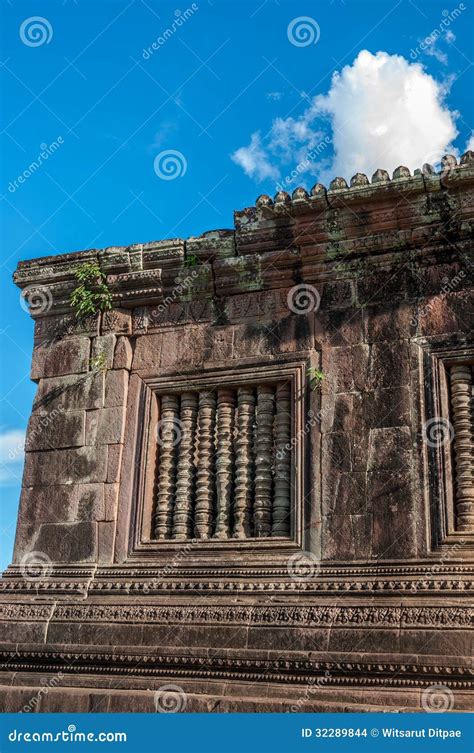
33, 373, 103, 414
104, 369, 128, 407
25, 410, 85, 450
23, 447, 107, 486
34, 521, 97, 562
85, 406, 125, 445
113, 336, 133, 369
31, 337, 90, 380
90, 334, 115, 369
368, 427, 412, 471
2, 160, 473, 713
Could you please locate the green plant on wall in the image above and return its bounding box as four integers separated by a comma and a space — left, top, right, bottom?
184, 254, 199, 268
89, 352, 108, 374
70, 261, 113, 319
307, 367, 325, 390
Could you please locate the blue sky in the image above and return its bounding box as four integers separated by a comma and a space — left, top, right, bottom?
0, 0, 473, 569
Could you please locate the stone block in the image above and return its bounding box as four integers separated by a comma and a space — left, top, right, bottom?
322, 433, 351, 473
90, 334, 116, 369
85, 406, 125, 445
76, 484, 105, 520
102, 308, 132, 334
323, 472, 367, 516
322, 513, 371, 560
368, 427, 412, 471
106, 444, 123, 482
104, 483, 119, 519
369, 341, 410, 388
23, 447, 108, 486
364, 303, 415, 343
104, 370, 128, 407
31, 337, 90, 380
113, 336, 133, 369
33, 372, 104, 415
17, 485, 78, 527
363, 386, 411, 428
97, 521, 115, 564
315, 309, 363, 348
34, 521, 97, 562
25, 410, 85, 450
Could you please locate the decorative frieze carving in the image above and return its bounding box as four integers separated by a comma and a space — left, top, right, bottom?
50, 603, 473, 629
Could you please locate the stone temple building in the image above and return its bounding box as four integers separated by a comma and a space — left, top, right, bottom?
0, 154, 472, 713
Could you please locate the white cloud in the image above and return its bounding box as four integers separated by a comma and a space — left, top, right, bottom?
232, 50, 459, 187
0, 429, 25, 487
231, 132, 279, 181
466, 132, 474, 151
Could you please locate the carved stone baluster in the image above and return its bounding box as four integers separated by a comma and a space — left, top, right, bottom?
233, 388, 255, 538
153, 395, 179, 539
450, 365, 474, 531
172, 392, 198, 540
194, 391, 217, 539
254, 385, 275, 537
214, 389, 236, 539
272, 383, 292, 536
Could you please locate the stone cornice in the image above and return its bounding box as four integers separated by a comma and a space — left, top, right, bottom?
1, 647, 472, 689
13, 153, 474, 318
